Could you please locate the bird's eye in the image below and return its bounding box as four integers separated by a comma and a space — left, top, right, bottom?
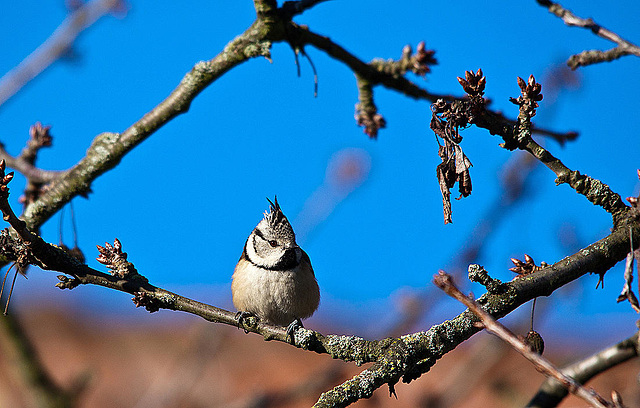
269, 240, 278, 247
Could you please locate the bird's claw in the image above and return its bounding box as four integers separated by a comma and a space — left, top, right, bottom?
286, 318, 303, 343
235, 311, 255, 334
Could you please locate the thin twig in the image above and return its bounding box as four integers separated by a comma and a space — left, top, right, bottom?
617, 227, 640, 311
434, 270, 614, 408
293, 26, 452, 102
0, 143, 60, 184
0, 263, 16, 305
536, 0, 640, 68
67, 200, 79, 248
466, 74, 628, 224
3, 268, 19, 316
527, 331, 639, 407
0, 0, 125, 108
281, 0, 333, 17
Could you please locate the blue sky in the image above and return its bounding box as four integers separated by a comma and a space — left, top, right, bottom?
1, 1, 639, 347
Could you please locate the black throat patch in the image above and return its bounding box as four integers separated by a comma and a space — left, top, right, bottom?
244, 236, 300, 271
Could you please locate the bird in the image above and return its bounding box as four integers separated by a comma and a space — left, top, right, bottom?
232, 197, 320, 336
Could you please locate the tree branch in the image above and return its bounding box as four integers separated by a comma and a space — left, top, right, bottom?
20, 8, 279, 231
292, 24, 575, 143
443, 72, 629, 224
281, 0, 333, 17
434, 270, 615, 408
8, 3, 571, 233
314, 217, 639, 406
0, 0, 126, 109
0, 3, 636, 405
292, 26, 449, 102
1, 153, 638, 407
527, 331, 639, 407
0, 143, 60, 185
536, 0, 640, 69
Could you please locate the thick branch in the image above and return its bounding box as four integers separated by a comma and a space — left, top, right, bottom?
0, 194, 636, 407
314, 339, 408, 407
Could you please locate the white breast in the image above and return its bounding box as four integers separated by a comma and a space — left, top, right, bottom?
231, 259, 319, 326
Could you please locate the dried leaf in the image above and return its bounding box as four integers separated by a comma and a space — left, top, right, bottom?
458, 169, 472, 198
437, 162, 453, 224
453, 145, 472, 174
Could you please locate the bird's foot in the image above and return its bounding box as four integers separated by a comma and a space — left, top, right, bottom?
286, 318, 303, 343
235, 311, 256, 333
